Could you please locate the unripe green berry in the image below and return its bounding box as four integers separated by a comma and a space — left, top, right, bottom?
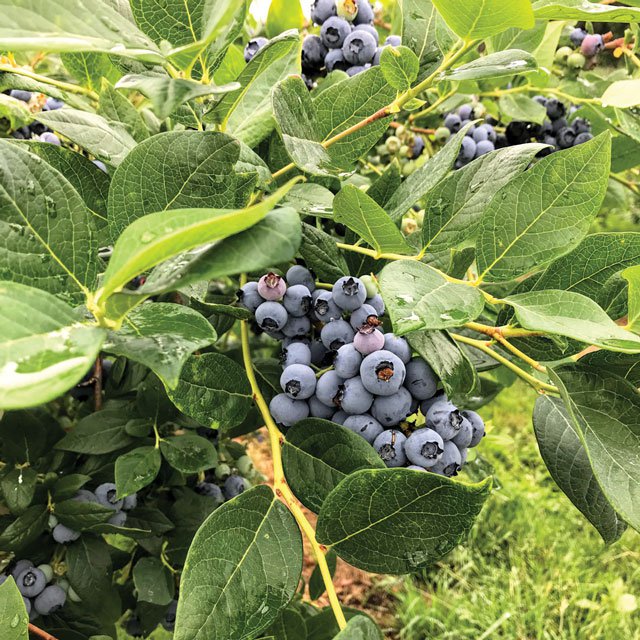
385, 136, 401, 153
236, 455, 254, 476
48, 514, 58, 529
555, 46, 573, 64
336, 0, 358, 21
402, 160, 416, 176
395, 125, 406, 137
359, 275, 378, 298
401, 217, 419, 234
215, 463, 231, 480
567, 52, 586, 68
37, 564, 54, 583
57, 578, 70, 593
434, 126, 451, 143
68, 586, 81, 602
399, 144, 409, 157
414, 209, 425, 225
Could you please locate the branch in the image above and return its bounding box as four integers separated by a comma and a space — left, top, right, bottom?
239, 301, 347, 631
93, 355, 103, 411
28, 624, 60, 640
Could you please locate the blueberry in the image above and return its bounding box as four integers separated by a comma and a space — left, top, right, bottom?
462, 410, 485, 447
281, 342, 312, 368
473, 126, 489, 142
310, 339, 334, 367
95, 482, 123, 511
431, 441, 462, 477
545, 98, 566, 120
404, 358, 437, 401
420, 391, 447, 417
360, 350, 406, 396
40, 132, 60, 145
334, 343, 363, 378
325, 48, 350, 72
264, 328, 285, 341
34, 585, 66, 616
353, 324, 385, 355
11, 560, 33, 578
281, 364, 317, 400
9, 89, 31, 102
126, 616, 144, 638
343, 414, 384, 443
93, 159, 108, 173
122, 493, 138, 511
572, 117, 591, 134
162, 599, 178, 632
236, 282, 264, 313
16, 568, 47, 598
373, 429, 407, 467
316, 370, 345, 407
302, 35, 328, 72
533, 95, 547, 106
406, 465, 427, 472
426, 400, 465, 440
451, 415, 473, 448
269, 393, 309, 426
353, 23, 379, 45
551, 116, 568, 134
434, 126, 451, 143
244, 37, 269, 62
332, 410, 349, 425
574, 131, 593, 145
349, 304, 377, 330
258, 272, 287, 300
336, 376, 373, 414
353, 0, 375, 24
460, 119, 475, 136
410, 136, 425, 159
44, 97, 64, 111
581, 34, 604, 57
283, 314, 312, 339
36, 564, 53, 584
215, 463, 231, 480
195, 482, 225, 505
405, 428, 444, 467
366, 294, 385, 316
320, 318, 354, 350
108, 511, 127, 526
286, 265, 316, 292
383, 334, 411, 364
506, 120, 532, 144
567, 52, 586, 69
224, 475, 250, 499
321, 16, 352, 49
475, 140, 495, 156
458, 137, 476, 162
255, 301, 288, 332
333, 276, 367, 310
313, 290, 343, 322
52, 524, 80, 543
457, 104, 474, 120
444, 113, 462, 133
311, 0, 337, 24
283, 284, 312, 317
372, 47, 383, 66
346, 65, 368, 76
459, 447, 468, 465
309, 395, 336, 419
554, 45, 573, 64
371, 387, 413, 426
556, 126, 576, 149
570, 27, 587, 46
543, 135, 557, 149
23, 596, 31, 615
495, 133, 508, 149
385, 35, 401, 47
343, 30, 377, 65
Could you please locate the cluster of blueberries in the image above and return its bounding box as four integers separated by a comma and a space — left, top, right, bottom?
0, 559, 75, 618
239, 267, 485, 476
437, 98, 593, 168
194, 449, 253, 503
49, 483, 138, 544
554, 27, 610, 70
244, 0, 401, 89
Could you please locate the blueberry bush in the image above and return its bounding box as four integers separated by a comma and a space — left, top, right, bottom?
0, 0, 639, 638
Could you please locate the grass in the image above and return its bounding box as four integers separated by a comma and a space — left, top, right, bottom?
392, 382, 640, 640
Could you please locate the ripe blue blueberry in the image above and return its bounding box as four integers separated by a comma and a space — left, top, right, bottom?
320, 318, 354, 350
458, 136, 476, 162
316, 370, 345, 407
461, 410, 485, 447
284, 284, 313, 317
224, 475, 250, 499
373, 429, 407, 467
310, 339, 335, 367
334, 343, 363, 378
9, 89, 31, 102
108, 511, 127, 527
162, 599, 178, 631
16, 568, 47, 598
244, 37, 269, 62
572, 117, 590, 134
545, 98, 566, 121
551, 116, 568, 134
311, 0, 337, 24
337, 376, 374, 414
321, 16, 352, 49
411, 136, 425, 158
346, 64, 365, 75
343, 414, 384, 443
459, 447, 468, 466
371, 387, 413, 426
473, 126, 489, 142
452, 416, 473, 448
126, 616, 144, 638
342, 30, 377, 65
366, 294, 385, 316
255, 301, 288, 332
431, 441, 462, 477
444, 113, 462, 133
574, 131, 593, 145
195, 482, 225, 505
581, 34, 604, 57
475, 140, 495, 156
280, 364, 317, 400
313, 290, 343, 322
11, 560, 33, 578
332, 410, 349, 425
570, 27, 587, 46
426, 400, 465, 440
458, 104, 474, 120
52, 523, 80, 543
405, 428, 444, 468
332, 276, 367, 310
349, 303, 378, 329
557, 126, 576, 149
353, 0, 375, 25
281, 342, 312, 368
406, 464, 427, 472
269, 393, 309, 426
354, 23, 379, 45
372, 47, 383, 65
385, 35, 401, 47
40, 132, 60, 145
286, 265, 316, 292
44, 97, 64, 111
34, 585, 66, 616
360, 350, 406, 396
404, 358, 437, 400
95, 482, 124, 511
309, 395, 336, 419
353, 324, 385, 355
325, 48, 350, 72
22, 596, 31, 615
282, 314, 311, 338
258, 272, 287, 300
302, 35, 329, 70
383, 333, 411, 364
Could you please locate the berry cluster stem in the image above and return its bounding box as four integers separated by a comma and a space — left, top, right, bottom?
28, 624, 60, 640
239, 312, 347, 631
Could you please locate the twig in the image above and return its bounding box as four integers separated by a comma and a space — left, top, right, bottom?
0, 64, 98, 101
93, 355, 103, 411
28, 624, 60, 640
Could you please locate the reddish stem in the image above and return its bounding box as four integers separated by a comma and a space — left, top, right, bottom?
28, 624, 60, 640
93, 355, 103, 411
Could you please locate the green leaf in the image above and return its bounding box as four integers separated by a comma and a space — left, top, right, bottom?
503, 290, 640, 354
0, 93, 32, 131
533, 0, 640, 22
0, 468, 37, 514
601, 80, 640, 109
316, 469, 490, 574
133, 557, 175, 606
476, 133, 611, 282
98, 79, 149, 142
0, 0, 163, 63
0, 282, 105, 410
160, 435, 218, 473
52, 474, 92, 501
533, 395, 627, 544
550, 364, 640, 533
305, 610, 375, 640
334, 185, 412, 256
622, 266, 640, 332
98, 179, 297, 301
487, 21, 547, 55
282, 419, 386, 513
167, 353, 252, 430
115, 446, 162, 498
282, 183, 334, 218
499, 93, 547, 124
432, 0, 534, 39
385, 123, 475, 222
174, 485, 303, 640
0, 504, 47, 551
104, 303, 217, 388
399, 0, 444, 80
581, 351, 640, 387
308, 549, 337, 601
407, 330, 478, 400
265, 607, 307, 640
443, 49, 538, 82
300, 223, 350, 283
379, 260, 484, 334
380, 46, 420, 91
56, 409, 135, 454
54, 499, 114, 530
367, 160, 402, 208
0, 140, 99, 302
333, 617, 383, 640
266, 0, 304, 38
116, 73, 239, 120
62, 52, 121, 93
422, 143, 545, 252
129, 0, 207, 47
0, 578, 29, 640
37, 108, 137, 166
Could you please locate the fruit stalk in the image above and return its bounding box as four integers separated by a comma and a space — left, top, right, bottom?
28, 624, 60, 640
